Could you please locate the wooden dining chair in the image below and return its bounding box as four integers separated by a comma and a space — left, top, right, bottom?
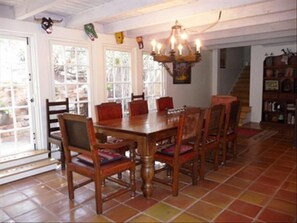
211, 95, 237, 106
58, 113, 136, 214
95, 102, 122, 121
220, 100, 241, 164
46, 98, 69, 169
95, 102, 137, 167
210, 95, 239, 165
198, 104, 225, 180
128, 100, 149, 116
153, 107, 205, 196
131, 92, 145, 101
156, 96, 174, 112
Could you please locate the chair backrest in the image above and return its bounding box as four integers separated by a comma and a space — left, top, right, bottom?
224, 100, 241, 136
211, 95, 237, 107
175, 107, 205, 156
156, 96, 174, 112
58, 113, 98, 164
128, 100, 148, 116
202, 104, 225, 145
131, 92, 145, 101
46, 98, 69, 137
211, 95, 240, 137
95, 102, 122, 122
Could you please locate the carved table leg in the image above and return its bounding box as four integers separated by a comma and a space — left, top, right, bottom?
141, 155, 154, 198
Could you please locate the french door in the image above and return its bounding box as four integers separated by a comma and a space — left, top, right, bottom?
0, 35, 35, 157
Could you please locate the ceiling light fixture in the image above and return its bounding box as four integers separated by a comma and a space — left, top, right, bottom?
150, 20, 201, 77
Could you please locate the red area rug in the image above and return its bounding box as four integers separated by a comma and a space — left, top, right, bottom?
238, 127, 262, 138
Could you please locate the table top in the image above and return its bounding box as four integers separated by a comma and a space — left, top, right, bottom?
95, 111, 180, 136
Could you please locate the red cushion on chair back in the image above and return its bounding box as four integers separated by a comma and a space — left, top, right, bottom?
156, 96, 174, 112
128, 100, 148, 116
95, 102, 122, 122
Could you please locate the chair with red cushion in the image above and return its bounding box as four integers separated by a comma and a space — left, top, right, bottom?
210, 95, 240, 165
211, 95, 237, 106
220, 100, 241, 164
198, 104, 225, 180
128, 100, 149, 116
58, 113, 136, 214
156, 96, 174, 112
153, 107, 205, 196
95, 102, 139, 166
95, 102, 134, 150
95, 102, 122, 121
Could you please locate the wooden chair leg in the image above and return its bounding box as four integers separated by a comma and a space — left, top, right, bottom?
222, 141, 227, 165
60, 145, 65, 170
172, 167, 179, 196
67, 171, 74, 200
192, 160, 198, 185
233, 139, 238, 159
214, 148, 219, 170
94, 176, 103, 214
130, 168, 136, 197
48, 142, 51, 158
200, 154, 205, 180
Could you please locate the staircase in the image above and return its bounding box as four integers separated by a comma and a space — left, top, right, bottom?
0, 150, 59, 185
230, 65, 251, 126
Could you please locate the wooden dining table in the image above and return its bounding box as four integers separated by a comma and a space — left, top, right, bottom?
94, 111, 180, 198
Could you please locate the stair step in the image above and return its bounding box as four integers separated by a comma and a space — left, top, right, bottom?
234, 83, 250, 87
0, 158, 58, 185
232, 89, 250, 93
0, 150, 49, 170
241, 106, 251, 112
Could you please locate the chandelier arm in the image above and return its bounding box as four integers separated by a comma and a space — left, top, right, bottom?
163, 63, 173, 77
184, 41, 194, 54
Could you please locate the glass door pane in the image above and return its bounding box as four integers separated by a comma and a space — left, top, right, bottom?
0, 36, 34, 156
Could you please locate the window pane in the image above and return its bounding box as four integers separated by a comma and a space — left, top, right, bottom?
0, 86, 12, 107
105, 49, 131, 112
52, 44, 90, 116
66, 66, 77, 82
142, 53, 165, 110
15, 107, 29, 128
54, 65, 65, 83
14, 85, 28, 106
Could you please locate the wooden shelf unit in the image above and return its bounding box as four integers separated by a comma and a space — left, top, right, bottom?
262, 54, 297, 125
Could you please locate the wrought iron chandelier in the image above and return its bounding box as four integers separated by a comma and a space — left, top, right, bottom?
151, 20, 201, 77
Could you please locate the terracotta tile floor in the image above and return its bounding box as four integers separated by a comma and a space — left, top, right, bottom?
0, 123, 296, 222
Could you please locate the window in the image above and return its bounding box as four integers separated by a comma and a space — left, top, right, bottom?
105, 49, 132, 112
52, 43, 90, 115
143, 53, 165, 110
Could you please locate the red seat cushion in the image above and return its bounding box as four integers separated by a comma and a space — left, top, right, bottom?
77, 149, 123, 165
157, 143, 193, 156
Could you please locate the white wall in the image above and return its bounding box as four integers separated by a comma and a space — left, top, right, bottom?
218, 47, 244, 94
250, 43, 296, 122
167, 50, 213, 108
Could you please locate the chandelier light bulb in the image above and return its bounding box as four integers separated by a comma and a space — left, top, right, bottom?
195, 39, 201, 53
151, 39, 156, 52
170, 36, 175, 50
157, 43, 162, 54
178, 44, 183, 55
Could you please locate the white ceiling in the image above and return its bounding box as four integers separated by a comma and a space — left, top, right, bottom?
0, 0, 296, 49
